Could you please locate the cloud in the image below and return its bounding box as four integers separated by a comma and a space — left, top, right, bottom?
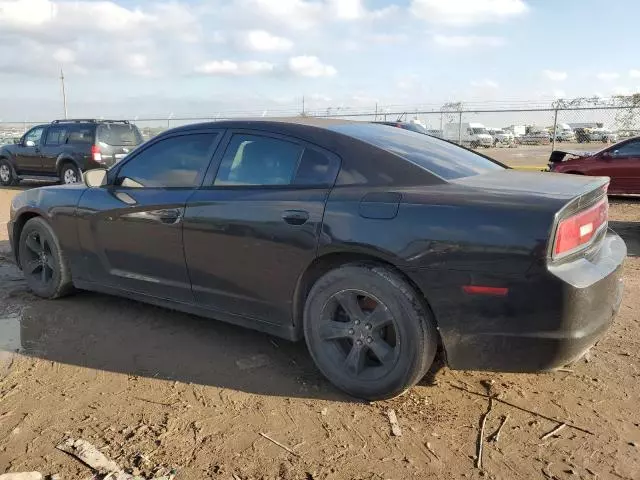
553, 89, 566, 99
629, 70, 640, 78
369, 33, 408, 44
471, 79, 499, 89
195, 60, 275, 76
288, 56, 337, 77
53, 47, 76, 64
597, 72, 620, 81
432, 34, 505, 47
242, 30, 293, 52
411, 0, 528, 26
543, 70, 567, 81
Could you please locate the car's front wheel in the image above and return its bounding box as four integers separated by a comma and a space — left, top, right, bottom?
19, 217, 74, 299
0, 159, 18, 186
59, 162, 81, 185
304, 264, 438, 400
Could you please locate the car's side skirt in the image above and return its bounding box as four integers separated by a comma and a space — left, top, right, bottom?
73, 279, 301, 342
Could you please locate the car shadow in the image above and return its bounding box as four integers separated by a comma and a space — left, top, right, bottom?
610, 221, 640, 257
0, 249, 363, 401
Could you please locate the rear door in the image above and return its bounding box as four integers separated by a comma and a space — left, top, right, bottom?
40, 125, 69, 173
183, 130, 340, 326
77, 130, 221, 301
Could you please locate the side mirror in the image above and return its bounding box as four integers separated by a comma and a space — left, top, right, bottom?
84, 168, 108, 188
24, 140, 35, 147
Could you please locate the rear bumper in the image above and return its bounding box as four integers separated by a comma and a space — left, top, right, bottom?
410, 231, 626, 372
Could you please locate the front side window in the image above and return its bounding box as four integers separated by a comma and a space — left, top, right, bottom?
612, 140, 640, 157
117, 133, 218, 188
24, 127, 44, 145
214, 134, 303, 186
45, 126, 67, 146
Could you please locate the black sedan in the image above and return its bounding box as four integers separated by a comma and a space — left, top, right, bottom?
7, 119, 626, 400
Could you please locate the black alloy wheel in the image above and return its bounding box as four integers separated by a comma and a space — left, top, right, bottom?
304, 264, 437, 400
19, 217, 73, 299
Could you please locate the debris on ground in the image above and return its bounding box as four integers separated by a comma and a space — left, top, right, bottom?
55, 438, 175, 480
0, 473, 43, 480
386, 409, 402, 437
235, 354, 271, 370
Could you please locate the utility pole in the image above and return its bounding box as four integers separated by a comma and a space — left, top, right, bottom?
60, 68, 68, 119
302, 95, 305, 116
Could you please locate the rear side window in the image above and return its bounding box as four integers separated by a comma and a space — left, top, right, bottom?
45, 126, 68, 146
97, 124, 143, 146
117, 133, 218, 188
214, 134, 303, 186
66, 125, 94, 144
294, 148, 340, 185
331, 123, 504, 180
613, 140, 640, 157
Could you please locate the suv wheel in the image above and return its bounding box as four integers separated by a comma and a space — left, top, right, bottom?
60, 163, 81, 185
303, 264, 438, 400
0, 159, 18, 186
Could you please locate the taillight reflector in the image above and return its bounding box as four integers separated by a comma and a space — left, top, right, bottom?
554, 196, 608, 258
91, 145, 103, 163
463, 286, 508, 296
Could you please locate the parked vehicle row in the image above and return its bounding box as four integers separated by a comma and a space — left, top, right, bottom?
0, 119, 144, 186
7, 118, 626, 400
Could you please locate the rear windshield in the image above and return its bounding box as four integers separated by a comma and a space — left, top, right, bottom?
331, 123, 505, 180
97, 124, 143, 146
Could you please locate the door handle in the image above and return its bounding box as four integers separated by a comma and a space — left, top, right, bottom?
123, 208, 183, 225
282, 209, 309, 226
155, 208, 183, 224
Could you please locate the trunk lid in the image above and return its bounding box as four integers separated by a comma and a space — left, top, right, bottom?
450, 170, 608, 200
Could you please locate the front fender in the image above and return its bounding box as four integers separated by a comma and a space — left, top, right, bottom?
10, 184, 87, 270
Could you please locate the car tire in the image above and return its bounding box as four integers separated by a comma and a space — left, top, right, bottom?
59, 162, 81, 185
18, 217, 74, 299
470, 141, 479, 149
0, 158, 18, 186
303, 264, 438, 400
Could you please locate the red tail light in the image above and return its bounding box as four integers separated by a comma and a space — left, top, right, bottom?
553, 196, 608, 258
91, 145, 103, 163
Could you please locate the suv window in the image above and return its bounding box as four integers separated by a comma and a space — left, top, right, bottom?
97, 124, 143, 146
24, 127, 44, 145
331, 123, 504, 180
117, 133, 218, 188
214, 134, 303, 186
613, 140, 640, 157
45, 126, 68, 146
66, 125, 94, 144
294, 148, 340, 185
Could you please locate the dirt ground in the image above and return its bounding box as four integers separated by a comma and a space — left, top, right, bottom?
482, 142, 604, 169
0, 181, 639, 480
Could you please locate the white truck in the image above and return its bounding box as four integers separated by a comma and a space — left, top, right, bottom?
443, 122, 493, 148
487, 127, 515, 146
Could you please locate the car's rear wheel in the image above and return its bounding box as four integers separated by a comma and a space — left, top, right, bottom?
19, 217, 73, 299
0, 159, 18, 186
59, 162, 81, 185
303, 264, 438, 400
470, 141, 479, 149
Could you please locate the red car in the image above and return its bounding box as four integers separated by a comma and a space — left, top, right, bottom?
549, 136, 640, 194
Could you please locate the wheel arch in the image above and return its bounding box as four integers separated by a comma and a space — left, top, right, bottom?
292, 250, 443, 349
11, 210, 45, 267
56, 156, 81, 174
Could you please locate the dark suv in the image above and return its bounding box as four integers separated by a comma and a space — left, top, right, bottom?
0, 119, 143, 186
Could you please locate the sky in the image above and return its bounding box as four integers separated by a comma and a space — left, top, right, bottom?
2, 0, 640, 121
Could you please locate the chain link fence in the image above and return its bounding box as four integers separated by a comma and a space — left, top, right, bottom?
2, 96, 640, 167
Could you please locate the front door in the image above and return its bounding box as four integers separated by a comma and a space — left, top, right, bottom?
183, 131, 340, 326
15, 126, 46, 172
606, 139, 640, 193
77, 131, 221, 301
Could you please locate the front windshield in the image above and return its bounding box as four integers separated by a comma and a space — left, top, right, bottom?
472, 127, 488, 134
